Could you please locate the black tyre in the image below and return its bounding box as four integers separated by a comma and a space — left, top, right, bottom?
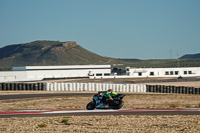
110, 99, 124, 109
86, 101, 95, 110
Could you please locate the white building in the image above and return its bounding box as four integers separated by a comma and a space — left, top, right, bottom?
1, 65, 200, 82
126, 67, 200, 78
0, 65, 111, 82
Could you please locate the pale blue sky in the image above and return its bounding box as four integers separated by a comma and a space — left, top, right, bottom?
0, 0, 200, 59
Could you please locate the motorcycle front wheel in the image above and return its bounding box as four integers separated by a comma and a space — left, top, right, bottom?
86, 101, 95, 110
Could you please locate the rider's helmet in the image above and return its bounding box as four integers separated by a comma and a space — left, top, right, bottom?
108, 89, 112, 92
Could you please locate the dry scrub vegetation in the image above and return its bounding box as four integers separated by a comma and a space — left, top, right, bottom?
0, 92, 200, 132
0, 115, 199, 132
0, 93, 199, 110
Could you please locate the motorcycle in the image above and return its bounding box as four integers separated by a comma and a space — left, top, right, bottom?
86, 91, 126, 110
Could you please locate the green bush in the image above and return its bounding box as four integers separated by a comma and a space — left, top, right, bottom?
169, 103, 179, 108
61, 117, 70, 125
38, 123, 47, 128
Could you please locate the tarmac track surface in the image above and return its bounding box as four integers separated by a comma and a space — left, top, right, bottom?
0, 109, 200, 118
0, 93, 200, 118
0, 93, 95, 100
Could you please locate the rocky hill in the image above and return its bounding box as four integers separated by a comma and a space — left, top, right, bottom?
1, 40, 199, 70
180, 53, 200, 59
0, 40, 139, 69
0, 41, 108, 67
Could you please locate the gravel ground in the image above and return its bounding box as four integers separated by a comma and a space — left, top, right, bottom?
0, 80, 200, 133
0, 115, 199, 133
0, 93, 199, 110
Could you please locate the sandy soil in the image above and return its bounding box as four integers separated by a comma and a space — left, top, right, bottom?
0, 80, 200, 133
0, 115, 199, 133
0, 93, 199, 110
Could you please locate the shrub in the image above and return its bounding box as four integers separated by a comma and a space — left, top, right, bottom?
169, 103, 179, 108
38, 123, 47, 128
185, 104, 191, 108
61, 117, 70, 125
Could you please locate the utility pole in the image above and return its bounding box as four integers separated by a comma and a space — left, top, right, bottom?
177, 53, 180, 67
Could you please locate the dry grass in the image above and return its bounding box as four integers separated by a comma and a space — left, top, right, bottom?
123, 93, 200, 109
0, 115, 199, 133
0, 93, 199, 110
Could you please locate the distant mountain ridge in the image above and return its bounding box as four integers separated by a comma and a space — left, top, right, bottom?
180, 53, 200, 59
0, 40, 139, 68
0, 40, 200, 70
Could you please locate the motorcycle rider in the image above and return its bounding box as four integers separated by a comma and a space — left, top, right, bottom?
96, 89, 118, 108
102, 89, 118, 101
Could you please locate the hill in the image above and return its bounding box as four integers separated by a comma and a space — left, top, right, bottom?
0, 41, 109, 67
0, 40, 200, 71
0, 40, 139, 70
180, 53, 200, 59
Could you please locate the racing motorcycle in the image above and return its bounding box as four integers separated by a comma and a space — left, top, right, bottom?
86, 91, 126, 110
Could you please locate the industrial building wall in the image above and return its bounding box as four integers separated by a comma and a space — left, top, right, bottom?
26, 68, 111, 80
0, 71, 27, 82
0, 65, 111, 82
128, 67, 200, 78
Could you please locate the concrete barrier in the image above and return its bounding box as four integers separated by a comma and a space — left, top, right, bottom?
42, 83, 147, 92
146, 85, 200, 95
0, 82, 199, 94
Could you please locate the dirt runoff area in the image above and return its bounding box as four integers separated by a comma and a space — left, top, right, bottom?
0, 92, 200, 110
0, 115, 199, 132
0, 91, 200, 132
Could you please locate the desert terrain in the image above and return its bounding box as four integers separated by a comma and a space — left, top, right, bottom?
0, 79, 200, 132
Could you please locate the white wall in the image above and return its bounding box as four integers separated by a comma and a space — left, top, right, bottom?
0, 71, 27, 82
1, 65, 111, 82
26, 68, 111, 80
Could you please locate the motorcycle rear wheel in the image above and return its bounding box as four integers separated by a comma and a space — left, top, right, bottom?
110, 99, 124, 109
